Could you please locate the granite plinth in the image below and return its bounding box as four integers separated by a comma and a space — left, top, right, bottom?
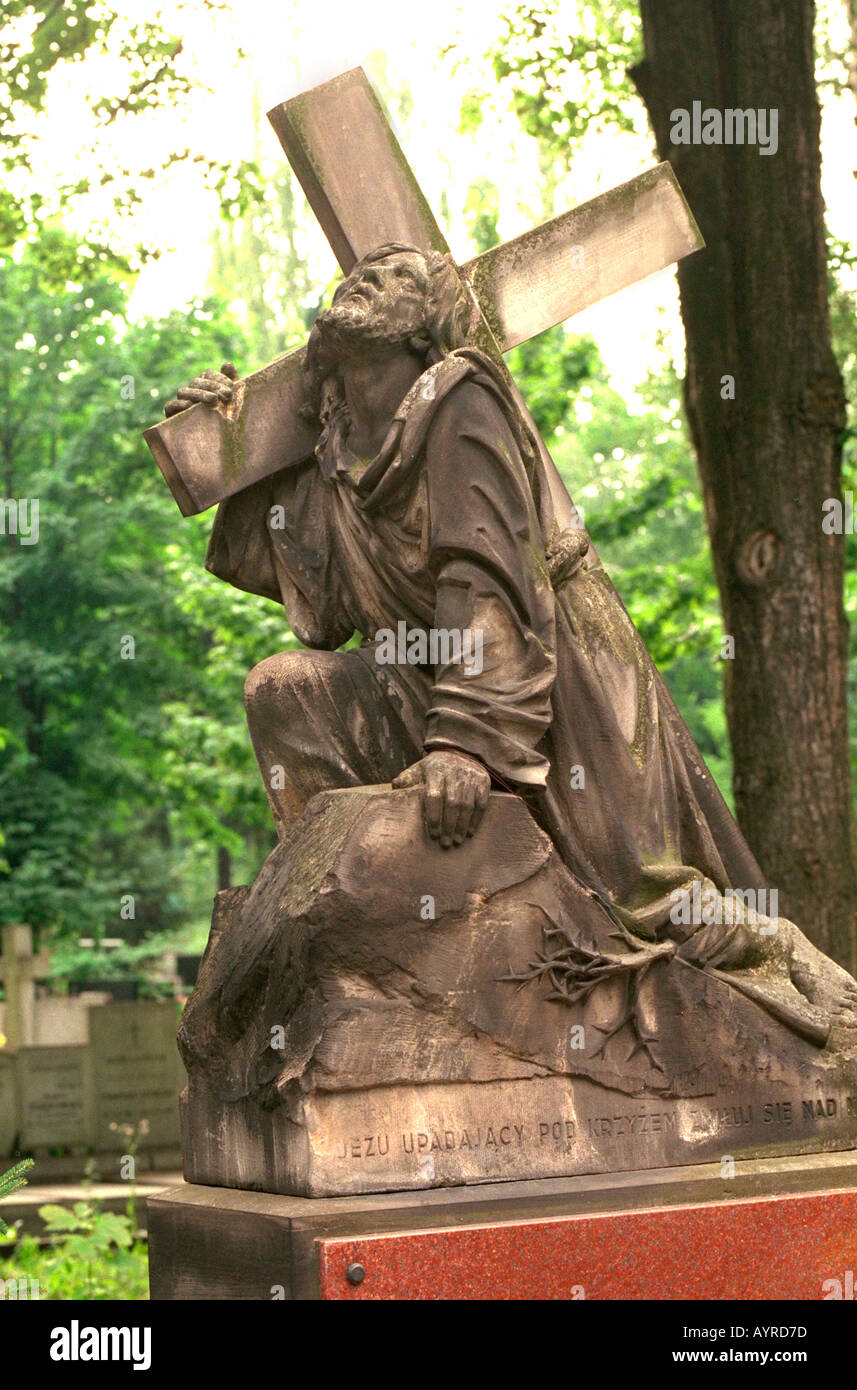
319, 1189, 857, 1301
147, 1149, 857, 1300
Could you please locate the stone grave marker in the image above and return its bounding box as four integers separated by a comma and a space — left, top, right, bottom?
88, 1001, 183, 1150
0, 1052, 17, 1157
15, 1045, 93, 1151
0, 924, 50, 1049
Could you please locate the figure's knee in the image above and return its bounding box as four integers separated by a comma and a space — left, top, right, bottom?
245, 651, 291, 717
243, 649, 349, 724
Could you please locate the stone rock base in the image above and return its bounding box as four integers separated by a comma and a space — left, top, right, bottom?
177, 785, 857, 1199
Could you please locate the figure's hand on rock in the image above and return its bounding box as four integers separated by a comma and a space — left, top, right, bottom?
164, 362, 239, 417
393, 749, 491, 848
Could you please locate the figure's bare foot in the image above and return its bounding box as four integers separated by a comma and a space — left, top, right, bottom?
788, 927, 857, 1026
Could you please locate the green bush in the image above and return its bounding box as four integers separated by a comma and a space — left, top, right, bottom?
0, 1200, 148, 1300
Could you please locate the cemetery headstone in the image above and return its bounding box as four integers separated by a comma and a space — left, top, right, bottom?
0, 1053, 16, 1157
88, 1002, 183, 1151
15, 1046, 93, 1151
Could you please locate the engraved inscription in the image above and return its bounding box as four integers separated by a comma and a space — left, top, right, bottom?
802, 1098, 837, 1119
688, 1105, 754, 1133
331, 1091, 852, 1166
763, 1101, 793, 1124
336, 1119, 577, 1162
587, 1111, 677, 1138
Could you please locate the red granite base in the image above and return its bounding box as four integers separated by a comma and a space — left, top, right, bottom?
147, 1154, 857, 1300
318, 1187, 857, 1300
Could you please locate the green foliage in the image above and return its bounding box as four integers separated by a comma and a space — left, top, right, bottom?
48, 936, 184, 985
206, 90, 331, 370
508, 327, 605, 438
0, 1202, 148, 1300
0, 235, 277, 945
815, 0, 857, 113
455, 1, 642, 159
0, 1159, 34, 1234
463, 178, 501, 253
0, 0, 261, 273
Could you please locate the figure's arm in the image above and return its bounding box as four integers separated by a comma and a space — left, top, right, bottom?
162, 362, 281, 602
394, 380, 556, 846
165, 363, 352, 646
205, 476, 281, 603
206, 462, 354, 649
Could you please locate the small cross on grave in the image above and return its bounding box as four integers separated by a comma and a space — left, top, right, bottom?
0, 923, 51, 1050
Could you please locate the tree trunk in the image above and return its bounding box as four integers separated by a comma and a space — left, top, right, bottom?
217, 846, 232, 893
632, 0, 857, 970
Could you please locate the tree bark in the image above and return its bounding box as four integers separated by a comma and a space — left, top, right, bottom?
632, 0, 857, 970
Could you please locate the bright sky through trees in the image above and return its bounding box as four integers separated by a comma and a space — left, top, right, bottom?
7, 0, 857, 397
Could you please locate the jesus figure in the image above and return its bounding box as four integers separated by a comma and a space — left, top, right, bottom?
166, 243, 857, 1039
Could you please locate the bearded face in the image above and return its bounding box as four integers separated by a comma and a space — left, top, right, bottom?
315, 250, 429, 356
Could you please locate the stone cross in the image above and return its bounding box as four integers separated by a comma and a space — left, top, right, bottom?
0, 923, 50, 1049
144, 66, 702, 517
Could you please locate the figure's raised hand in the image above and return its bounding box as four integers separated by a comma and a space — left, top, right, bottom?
393, 749, 491, 848
164, 362, 239, 417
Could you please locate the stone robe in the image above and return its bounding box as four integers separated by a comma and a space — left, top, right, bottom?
200, 348, 831, 1069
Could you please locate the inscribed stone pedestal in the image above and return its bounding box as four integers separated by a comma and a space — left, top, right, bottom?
179, 788, 857, 1196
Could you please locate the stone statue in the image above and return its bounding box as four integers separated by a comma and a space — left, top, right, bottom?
147, 70, 857, 1197
164, 243, 857, 1196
